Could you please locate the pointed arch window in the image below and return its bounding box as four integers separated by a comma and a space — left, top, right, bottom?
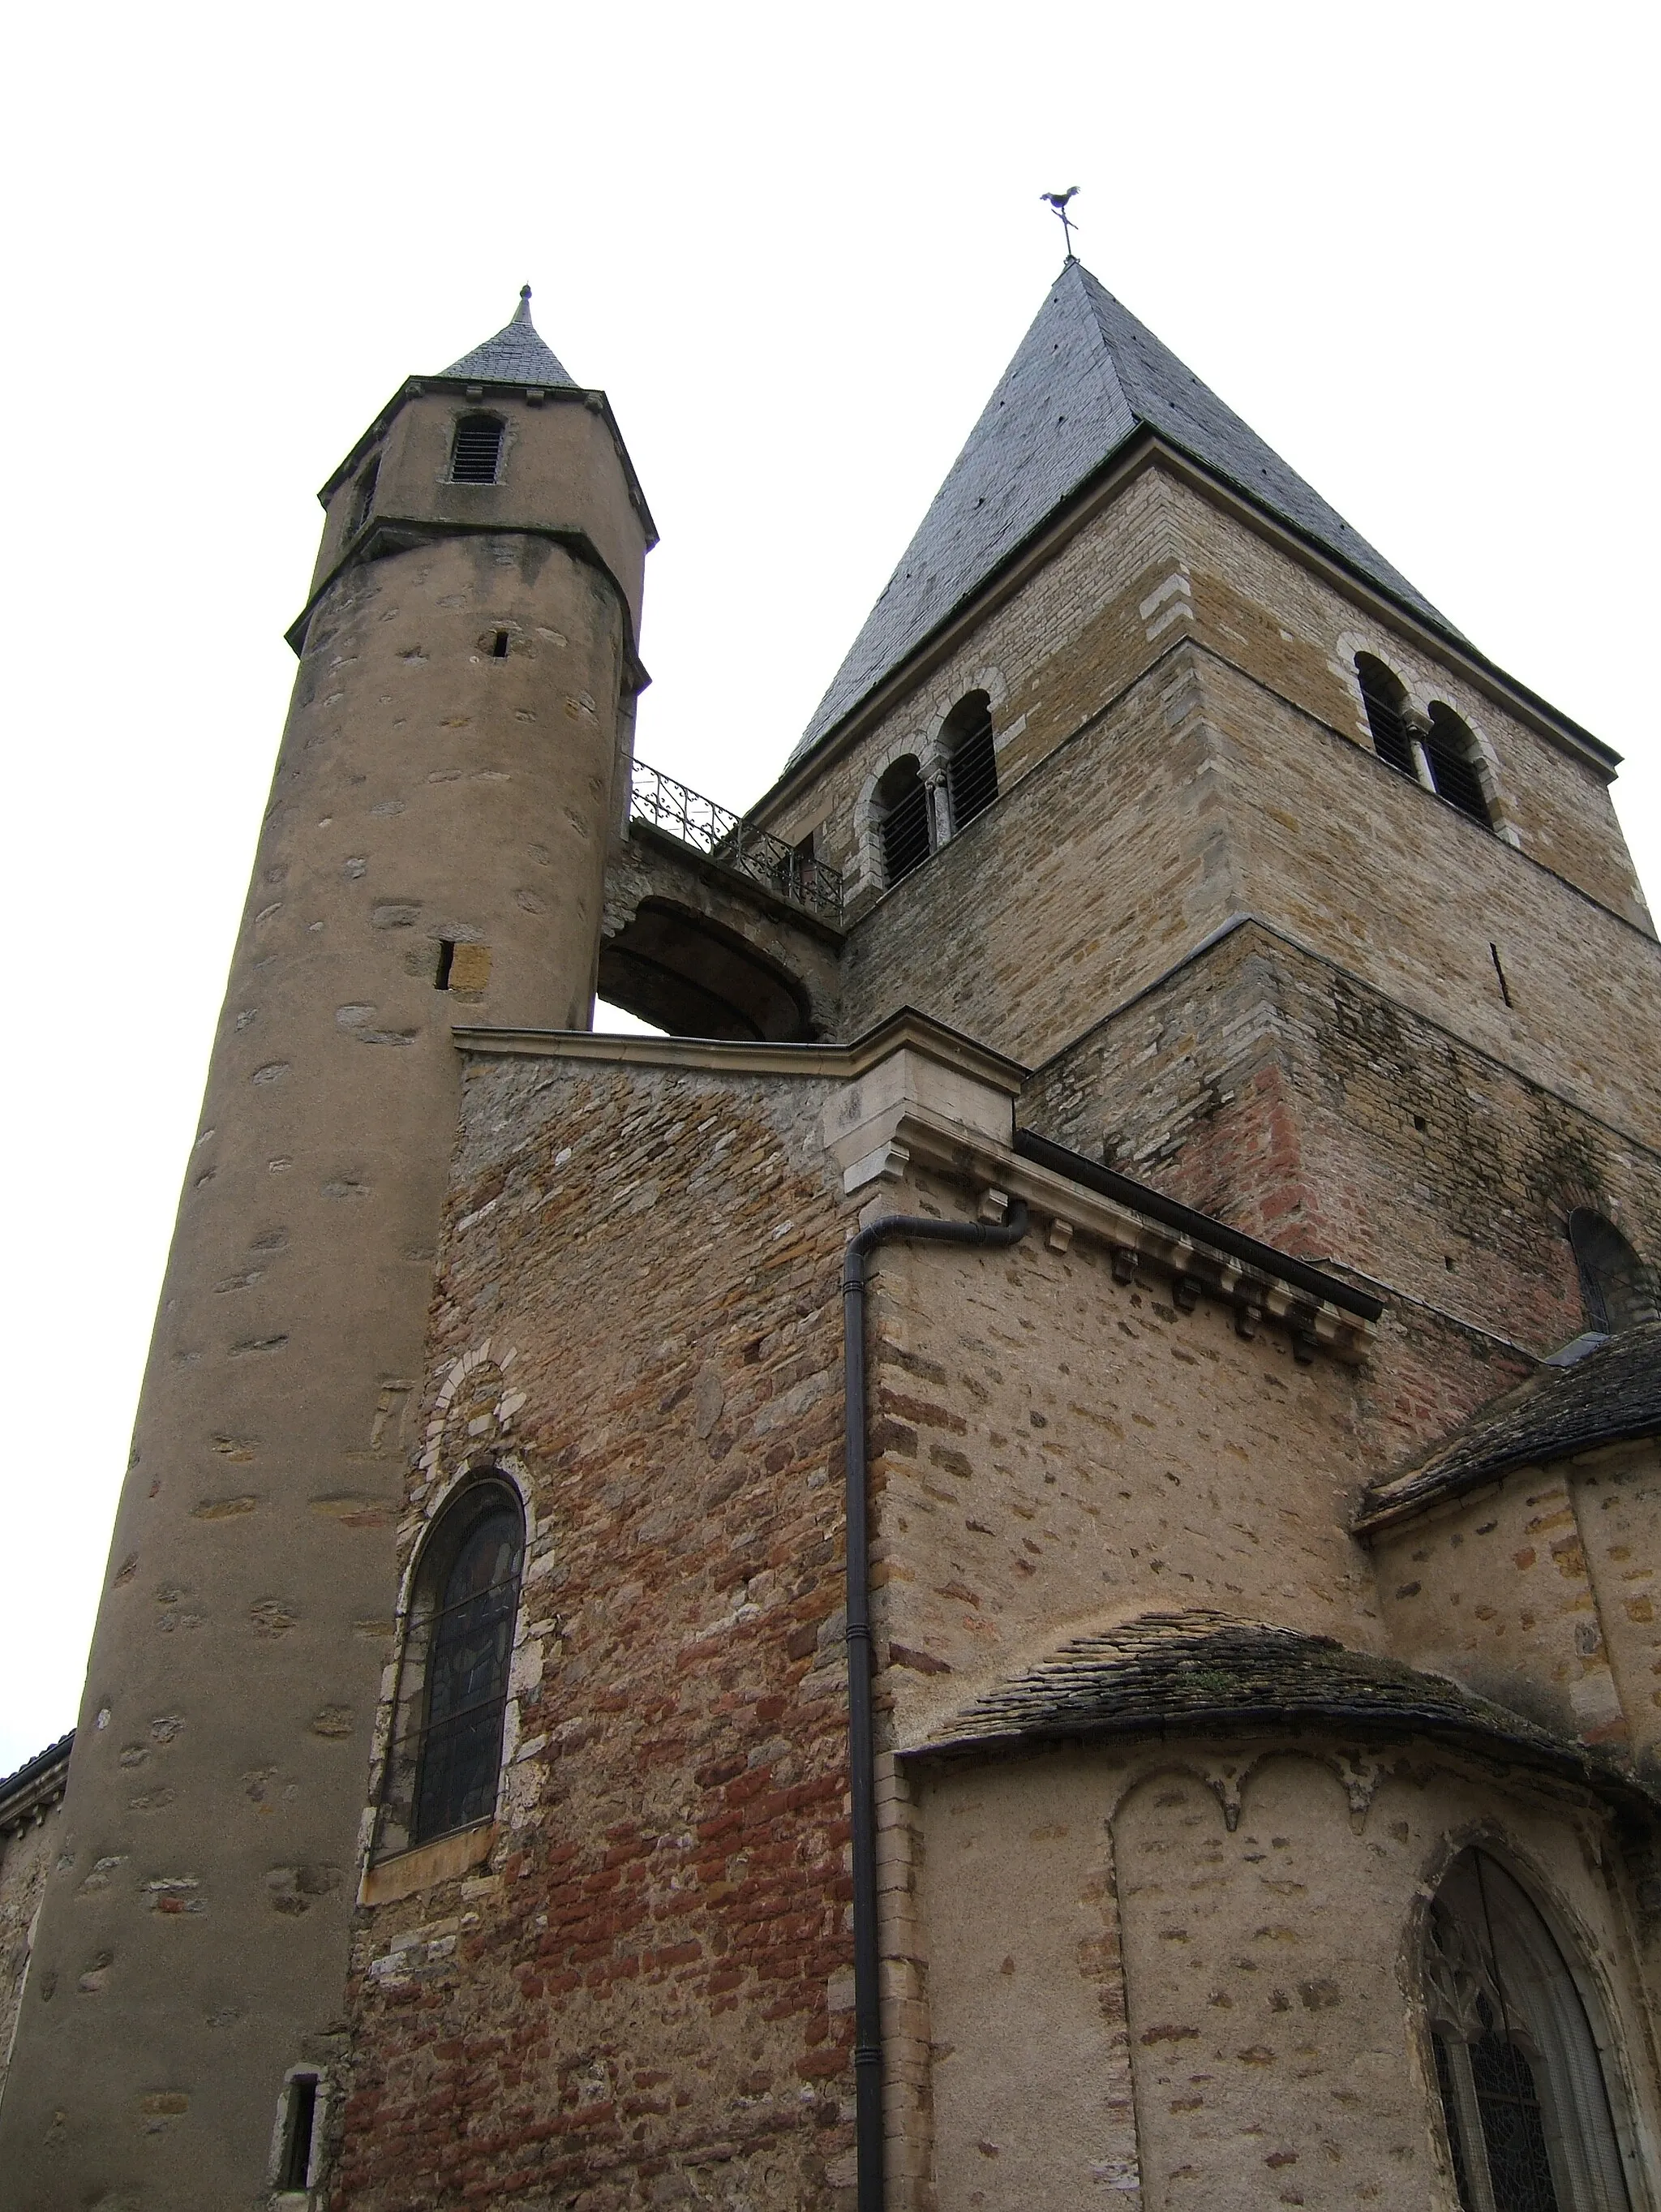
1424, 1849, 1632, 2212
874, 755, 932, 887
1356, 653, 1418, 778
376, 1477, 525, 1856
1568, 1210, 1656, 1334
450, 414, 505, 485
942, 690, 999, 833
1427, 702, 1492, 827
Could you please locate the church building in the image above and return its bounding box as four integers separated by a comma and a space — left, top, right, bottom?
1, 262, 1658, 2212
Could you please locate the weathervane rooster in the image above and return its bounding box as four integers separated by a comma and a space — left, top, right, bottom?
1041, 185, 1080, 261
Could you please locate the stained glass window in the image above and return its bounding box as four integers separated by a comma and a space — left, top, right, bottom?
1424, 1849, 1630, 2212
408, 1488, 524, 1845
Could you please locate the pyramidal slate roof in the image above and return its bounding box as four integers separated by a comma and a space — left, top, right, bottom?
789, 260, 1459, 767
444, 286, 577, 389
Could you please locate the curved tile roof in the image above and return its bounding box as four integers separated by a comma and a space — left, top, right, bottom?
1357, 1319, 1661, 1531
905, 1610, 1652, 1809
790, 262, 1458, 768
444, 286, 577, 389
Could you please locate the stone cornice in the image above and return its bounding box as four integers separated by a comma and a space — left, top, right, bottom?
845, 1103, 1376, 1364
0, 1731, 71, 1837
450, 1004, 1028, 1095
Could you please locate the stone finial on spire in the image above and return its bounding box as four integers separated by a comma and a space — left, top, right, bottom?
512, 285, 534, 324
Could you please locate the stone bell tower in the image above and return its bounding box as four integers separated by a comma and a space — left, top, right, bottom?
0, 290, 655, 2208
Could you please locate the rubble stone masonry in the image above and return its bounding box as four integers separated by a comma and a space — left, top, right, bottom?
328, 1033, 1652, 2207
334, 1058, 861, 2210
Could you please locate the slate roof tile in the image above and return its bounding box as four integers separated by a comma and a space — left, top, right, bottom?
0, 1729, 73, 1812
444, 286, 577, 389
789, 262, 1458, 768
1357, 1320, 1661, 1530
904, 1610, 1653, 1810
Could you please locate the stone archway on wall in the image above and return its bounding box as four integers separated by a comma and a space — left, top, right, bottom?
596, 898, 815, 1042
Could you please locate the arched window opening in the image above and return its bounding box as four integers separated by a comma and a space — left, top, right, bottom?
1424, 1849, 1631, 2212
1427, 702, 1492, 826
1568, 1210, 1655, 1334
874, 756, 932, 887
1357, 654, 1417, 778
942, 690, 999, 833
449, 414, 504, 485
351, 458, 379, 539
376, 1478, 525, 1857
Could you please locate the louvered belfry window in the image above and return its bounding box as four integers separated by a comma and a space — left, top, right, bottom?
875, 757, 932, 886
1356, 654, 1417, 777
450, 414, 504, 484
943, 691, 999, 831
1425, 702, 1491, 827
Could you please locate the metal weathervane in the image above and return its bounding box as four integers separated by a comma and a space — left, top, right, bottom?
1041, 185, 1080, 262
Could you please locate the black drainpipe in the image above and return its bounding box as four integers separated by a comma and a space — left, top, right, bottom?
841, 1199, 1030, 2212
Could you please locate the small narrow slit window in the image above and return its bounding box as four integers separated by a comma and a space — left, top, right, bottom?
942, 690, 999, 832
775, 829, 819, 904
491, 629, 510, 659
278, 2072, 319, 2192
350, 459, 379, 539
1356, 653, 1417, 777
435, 939, 457, 991
450, 414, 504, 484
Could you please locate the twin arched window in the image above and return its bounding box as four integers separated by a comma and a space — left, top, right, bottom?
376, 1477, 525, 1855
1356, 654, 1492, 828
872, 691, 1001, 889
450, 414, 505, 486
1425, 1849, 1631, 2211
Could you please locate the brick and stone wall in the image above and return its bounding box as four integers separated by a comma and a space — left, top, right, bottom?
333, 1055, 861, 2210
1024, 921, 1661, 1360
1368, 1438, 1661, 1770
0, 1742, 71, 2099
324, 1032, 1661, 2209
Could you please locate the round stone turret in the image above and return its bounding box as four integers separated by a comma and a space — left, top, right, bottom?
0, 292, 654, 2209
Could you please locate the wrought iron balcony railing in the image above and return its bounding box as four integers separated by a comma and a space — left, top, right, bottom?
629, 758, 844, 923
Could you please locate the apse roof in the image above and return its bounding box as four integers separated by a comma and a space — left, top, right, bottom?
788, 260, 1459, 767
1356, 1319, 1661, 1531
904, 1610, 1655, 1810
444, 286, 577, 389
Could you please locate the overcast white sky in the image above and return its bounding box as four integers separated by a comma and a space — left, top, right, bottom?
1, 1, 1655, 1772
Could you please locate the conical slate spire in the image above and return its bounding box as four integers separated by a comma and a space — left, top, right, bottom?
444, 286, 577, 387
791, 262, 1457, 764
